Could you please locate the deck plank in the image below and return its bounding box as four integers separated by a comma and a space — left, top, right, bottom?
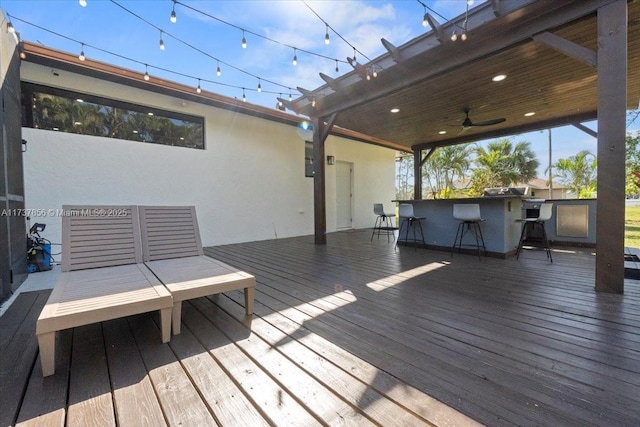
190, 296, 380, 426
165, 317, 271, 427
127, 314, 217, 427
16, 329, 72, 427
0, 290, 51, 427
67, 323, 116, 427
180, 301, 323, 426
102, 318, 167, 427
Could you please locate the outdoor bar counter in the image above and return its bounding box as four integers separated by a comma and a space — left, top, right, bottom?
394, 197, 597, 257
395, 196, 527, 258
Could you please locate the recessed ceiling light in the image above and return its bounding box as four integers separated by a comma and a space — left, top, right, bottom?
438, 130, 447, 135
390, 108, 400, 113
492, 74, 507, 82
524, 111, 535, 117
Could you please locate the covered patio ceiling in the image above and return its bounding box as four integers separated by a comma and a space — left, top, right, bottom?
283, 0, 640, 152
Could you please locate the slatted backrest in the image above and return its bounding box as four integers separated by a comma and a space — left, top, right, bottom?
138, 206, 204, 262
61, 205, 142, 272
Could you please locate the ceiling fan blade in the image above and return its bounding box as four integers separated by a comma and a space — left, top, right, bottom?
470, 118, 506, 126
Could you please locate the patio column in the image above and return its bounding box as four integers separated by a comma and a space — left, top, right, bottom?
596, 0, 627, 293
312, 114, 337, 245
413, 149, 422, 200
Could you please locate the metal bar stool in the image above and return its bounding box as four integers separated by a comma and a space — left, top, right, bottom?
516, 202, 553, 262
395, 203, 426, 250
371, 203, 397, 242
451, 203, 487, 260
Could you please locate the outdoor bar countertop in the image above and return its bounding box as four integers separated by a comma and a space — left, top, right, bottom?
395, 196, 527, 257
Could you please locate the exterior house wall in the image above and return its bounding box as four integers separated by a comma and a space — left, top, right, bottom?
20, 62, 396, 248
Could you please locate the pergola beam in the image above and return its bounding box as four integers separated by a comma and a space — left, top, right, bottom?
533, 31, 597, 68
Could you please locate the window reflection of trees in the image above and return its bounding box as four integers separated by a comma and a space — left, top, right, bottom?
29, 90, 204, 149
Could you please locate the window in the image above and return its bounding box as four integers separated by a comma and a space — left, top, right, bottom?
21, 82, 205, 149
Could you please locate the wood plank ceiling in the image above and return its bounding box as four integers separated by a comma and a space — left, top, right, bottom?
285, 0, 640, 152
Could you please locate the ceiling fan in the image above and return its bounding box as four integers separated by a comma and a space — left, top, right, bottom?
458, 108, 506, 129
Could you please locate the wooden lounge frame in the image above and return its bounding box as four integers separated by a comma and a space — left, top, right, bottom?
36, 205, 173, 377
139, 205, 255, 335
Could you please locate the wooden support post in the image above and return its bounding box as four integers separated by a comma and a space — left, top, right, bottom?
413, 149, 422, 200
312, 118, 326, 245
596, 0, 626, 294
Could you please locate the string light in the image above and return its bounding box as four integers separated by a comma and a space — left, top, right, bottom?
288, 91, 292, 102
353, 47, 357, 64
79, 0, 87, 7
335, 60, 339, 73
196, 78, 202, 93
461, 32, 467, 41
159, 30, 165, 50
242, 88, 246, 102
257, 79, 262, 92
170, 0, 177, 23
78, 43, 85, 61
10, 11, 299, 101
292, 48, 297, 66
241, 30, 247, 48
422, 6, 429, 27
451, 31, 458, 41
324, 24, 330, 45
216, 62, 221, 76
278, 95, 283, 107
467, 0, 474, 5
7, 20, 15, 33
311, 97, 316, 108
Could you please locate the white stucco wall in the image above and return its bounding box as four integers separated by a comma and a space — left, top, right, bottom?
20, 62, 396, 248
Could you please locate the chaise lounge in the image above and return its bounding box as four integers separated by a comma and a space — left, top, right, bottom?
36, 205, 173, 377
138, 205, 255, 335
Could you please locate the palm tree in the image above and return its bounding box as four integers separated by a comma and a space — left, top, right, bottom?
423, 143, 474, 198
552, 150, 597, 198
469, 138, 539, 195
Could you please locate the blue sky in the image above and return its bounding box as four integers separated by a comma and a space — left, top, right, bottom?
0, 0, 622, 177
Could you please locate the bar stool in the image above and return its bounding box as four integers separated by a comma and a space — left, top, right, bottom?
516, 202, 553, 262
395, 203, 426, 250
451, 203, 487, 260
371, 203, 396, 242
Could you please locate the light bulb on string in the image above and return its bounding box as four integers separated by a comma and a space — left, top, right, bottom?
170, 1, 177, 23
78, 43, 85, 61
422, 8, 429, 28
7, 20, 15, 33
373, 68, 378, 78
196, 79, 201, 93
241, 30, 247, 48
311, 97, 316, 108
278, 94, 283, 108
143, 64, 150, 81
324, 24, 330, 45
335, 60, 339, 73
451, 31, 458, 41
292, 48, 297, 66
159, 31, 165, 50
257, 79, 262, 92
242, 88, 246, 102
461, 32, 467, 41
288, 91, 292, 102
79, 0, 87, 7
352, 47, 357, 64
216, 62, 221, 76
467, 0, 474, 5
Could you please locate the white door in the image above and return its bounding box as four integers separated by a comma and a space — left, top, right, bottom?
336, 161, 353, 229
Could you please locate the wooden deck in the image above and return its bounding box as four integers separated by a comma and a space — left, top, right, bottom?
2, 229, 639, 426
